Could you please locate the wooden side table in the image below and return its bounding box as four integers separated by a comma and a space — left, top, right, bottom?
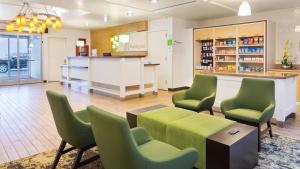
206, 123, 258, 169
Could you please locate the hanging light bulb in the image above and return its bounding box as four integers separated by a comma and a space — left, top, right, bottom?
10, 23, 14, 31
238, 1, 252, 16
29, 23, 35, 31
6, 23, 11, 31
6, 22, 13, 32
52, 22, 57, 29
18, 26, 24, 32
20, 15, 27, 26
46, 15, 52, 25
28, 27, 33, 33
5, 23, 10, 31
55, 17, 62, 28
29, 19, 35, 27
41, 26, 46, 33
41, 21, 47, 29
32, 14, 38, 24
37, 26, 42, 34
16, 15, 21, 26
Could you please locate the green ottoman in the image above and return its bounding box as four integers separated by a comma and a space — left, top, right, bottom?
137, 107, 195, 142
166, 114, 235, 169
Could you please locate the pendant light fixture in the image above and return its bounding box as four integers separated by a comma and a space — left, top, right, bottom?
5, 2, 63, 34
238, 1, 252, 16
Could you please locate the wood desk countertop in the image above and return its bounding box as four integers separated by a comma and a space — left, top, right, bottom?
269, 68, 300, 73
198, 70, 298, 79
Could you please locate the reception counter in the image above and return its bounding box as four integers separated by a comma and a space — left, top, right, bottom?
61, 56, 159, 98
198, 70, 298, 127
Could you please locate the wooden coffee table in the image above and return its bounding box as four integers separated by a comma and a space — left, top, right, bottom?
126, 105, 258, 169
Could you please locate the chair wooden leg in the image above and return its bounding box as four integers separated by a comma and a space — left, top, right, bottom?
267, 121, 273, 138
72, 148, 84, 169
258, 124, 261, 152
51, 140, 66, 169
209, 108, 214, 116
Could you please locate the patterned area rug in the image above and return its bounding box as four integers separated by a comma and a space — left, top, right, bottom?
0, 135, 299, 169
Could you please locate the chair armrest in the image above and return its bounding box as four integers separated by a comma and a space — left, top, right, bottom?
260, 104, 275, 123
73, 109, 96, 147
172, 92, 186, 103
220, 97, 238, 113
75, 110, 90, 123
74, 109, 91, 126
197, 92, 216, 110
131, 127, 152, 145
148, 147, 198, 169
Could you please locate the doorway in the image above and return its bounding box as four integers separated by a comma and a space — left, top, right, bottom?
0, 33, 42, 85
48, 37, 67, 82
148, 31, 169, 90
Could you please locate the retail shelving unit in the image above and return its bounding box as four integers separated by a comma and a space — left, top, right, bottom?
193, 21, 275, 75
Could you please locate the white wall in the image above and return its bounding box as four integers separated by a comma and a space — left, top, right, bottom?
148, 17, 198, 88
147, 17, 173, 89
42, 28, 90, 81
198, 8, 300, 65
172, 18, 198, 87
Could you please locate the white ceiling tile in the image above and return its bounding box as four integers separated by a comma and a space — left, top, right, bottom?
0, 0, 300, 29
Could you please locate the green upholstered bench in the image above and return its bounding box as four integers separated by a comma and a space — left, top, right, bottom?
127, 105, 257, 169
166, 114, 235, 169
136, 106, 235, 169
137, 106, 195, 142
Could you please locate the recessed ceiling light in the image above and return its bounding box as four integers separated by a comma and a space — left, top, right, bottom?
295, 25, 300, 32
104, 15, 108, 23
77, 0, 83, 7
151, 0, 158, 3
85, 21, 90, 27
126, 11, 133, 17
238, 1, 251, 16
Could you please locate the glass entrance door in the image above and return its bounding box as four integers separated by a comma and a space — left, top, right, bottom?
0, 34, 18, 85
19, 34, 42, 84
0, 33, 42, 85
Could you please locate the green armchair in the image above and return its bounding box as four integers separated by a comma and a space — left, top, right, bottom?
220, 78, 275, 151
87, 105, 198, 169
46, 91, 99, 169
172, 75, 217, 115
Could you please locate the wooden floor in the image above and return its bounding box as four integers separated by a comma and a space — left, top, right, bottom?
0, 82, 299, 164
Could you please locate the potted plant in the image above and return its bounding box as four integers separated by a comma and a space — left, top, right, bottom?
281, 40, 293, 69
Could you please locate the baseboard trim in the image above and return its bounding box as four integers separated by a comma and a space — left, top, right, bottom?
168, 86, 190, 91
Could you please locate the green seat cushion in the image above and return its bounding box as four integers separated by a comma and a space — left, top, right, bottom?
139, 140, 180, 160
225, 108, 263, 123
174, 99, 201, 111
166, 113, 235, 169
137, 107, 195, 142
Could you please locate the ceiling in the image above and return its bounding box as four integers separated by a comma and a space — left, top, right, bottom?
0, 0, 300, 30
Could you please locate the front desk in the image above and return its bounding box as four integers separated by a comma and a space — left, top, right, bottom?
61, 56, 159, 99
200, 71, 298, 127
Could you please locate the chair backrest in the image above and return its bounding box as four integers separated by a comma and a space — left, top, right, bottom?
46, 90, 83, 146
236, 78, 275, 111
186, 75, 217, 100
87, 106, 144, 169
